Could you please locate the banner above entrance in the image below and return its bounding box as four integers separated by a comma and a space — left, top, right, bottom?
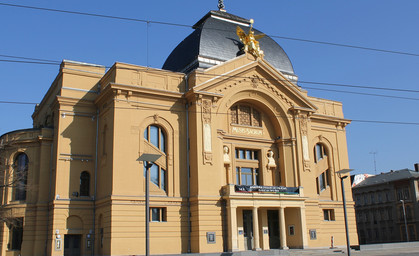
235, 185, 299, 194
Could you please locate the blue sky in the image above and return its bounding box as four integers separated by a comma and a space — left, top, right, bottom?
1, 0, 418, 174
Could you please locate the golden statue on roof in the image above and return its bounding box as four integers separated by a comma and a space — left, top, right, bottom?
236, 19, 265, 58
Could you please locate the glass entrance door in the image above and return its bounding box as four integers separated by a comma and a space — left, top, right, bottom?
243, 210, 253, 250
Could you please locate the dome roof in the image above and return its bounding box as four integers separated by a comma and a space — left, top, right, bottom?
162, 11, 295, 77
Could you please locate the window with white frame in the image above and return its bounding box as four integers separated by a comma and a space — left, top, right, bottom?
235, 149, 260, 185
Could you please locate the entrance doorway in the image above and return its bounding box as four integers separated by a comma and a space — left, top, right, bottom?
267, 210, 280, 249
243, 210, 253, 250
64, 234, 81, 256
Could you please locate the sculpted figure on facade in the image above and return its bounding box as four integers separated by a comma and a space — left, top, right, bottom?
236, 19, 265, 58
267, 150, 276, 169
223, 146, 231, 165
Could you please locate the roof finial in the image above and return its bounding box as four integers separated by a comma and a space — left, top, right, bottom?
218, 0, 226, 12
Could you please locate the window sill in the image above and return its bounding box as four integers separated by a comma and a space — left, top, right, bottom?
8, 200, 26, 205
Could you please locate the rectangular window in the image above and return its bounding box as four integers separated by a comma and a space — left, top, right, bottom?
317, 171, 328, 193
403, 188, 410, 200
397, 189, 403, 200
235, 149, 258, 160
145, 164, 166, 192
323, 209, 335, 221
150, 208, 166, 222
236, 167, 259, 185
235, 148, 260, 186
399, 206, 404, 221
408, 225, 416, 240
150, 164, 159, 186
9, 218, 23, 250
319, 173, 326, 191
406, 205, 412, 220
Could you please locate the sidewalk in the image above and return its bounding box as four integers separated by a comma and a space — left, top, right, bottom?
288, 241, 419, 256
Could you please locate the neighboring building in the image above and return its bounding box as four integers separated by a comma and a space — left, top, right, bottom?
351, 173, 374, 187
352, 165, 419, 244
0, 7, 358, 256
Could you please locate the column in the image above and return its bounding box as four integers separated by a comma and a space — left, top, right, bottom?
299, 207, 308, 249
279, 207, 288, 249
227, 205, 238, 251
252, 207, 261, 250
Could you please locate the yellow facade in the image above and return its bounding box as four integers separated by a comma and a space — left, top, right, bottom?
0, 10, 358, 256
0, 54, 358, 255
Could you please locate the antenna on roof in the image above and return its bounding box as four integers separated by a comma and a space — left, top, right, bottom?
369, 151, 378, 175
218, 0, 226, 12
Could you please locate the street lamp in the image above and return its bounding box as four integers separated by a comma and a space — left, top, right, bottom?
336, 169, 353, 256
137, 153, 162, 256
400, 199, 409, 242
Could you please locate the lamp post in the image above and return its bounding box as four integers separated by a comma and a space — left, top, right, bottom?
137, 153, 162, 256
400, 199, 409, 242
336, 169, 353, 256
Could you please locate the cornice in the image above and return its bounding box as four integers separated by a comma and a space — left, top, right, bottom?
310, 113, 351, 127
95, 82, 184, 106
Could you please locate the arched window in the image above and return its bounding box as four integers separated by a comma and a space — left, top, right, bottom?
144, 125, 167, 192
144, 125, 166, 153
80, 171, 90, 196
314, 143, 327, 163
230, 104, 261, 127
14, 153, 28, 201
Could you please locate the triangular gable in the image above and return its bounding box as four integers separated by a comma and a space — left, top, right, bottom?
189, 54, 318, 111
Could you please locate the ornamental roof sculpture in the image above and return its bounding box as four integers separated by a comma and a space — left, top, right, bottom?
236, 19, 265, 58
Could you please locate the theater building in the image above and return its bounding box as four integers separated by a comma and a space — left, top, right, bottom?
0, 7, 357, 256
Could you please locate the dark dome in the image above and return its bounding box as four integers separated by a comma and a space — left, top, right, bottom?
162, 11, 295, 76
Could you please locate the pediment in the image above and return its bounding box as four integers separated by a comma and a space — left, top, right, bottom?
188, 55, 317, 112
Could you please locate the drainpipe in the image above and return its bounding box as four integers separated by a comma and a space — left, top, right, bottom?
44, 136, 54, 256
92, 107, 100, 255
185, 74, 191, 253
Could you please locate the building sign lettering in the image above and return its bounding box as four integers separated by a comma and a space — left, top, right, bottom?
235, 185, 299, 194
231, 126, 262, 136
